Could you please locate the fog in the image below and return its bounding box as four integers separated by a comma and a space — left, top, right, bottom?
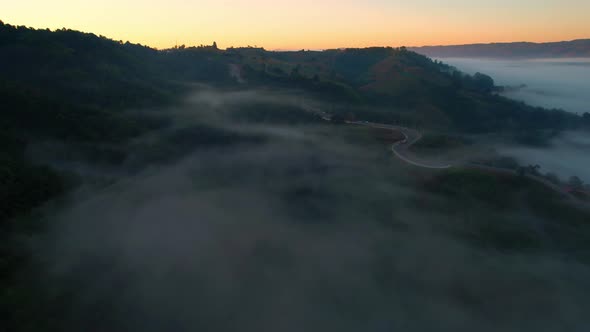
30, 87, 590, 331
438, 58, 590, 114
438, 58, 590, 182
499, 131, 590, 184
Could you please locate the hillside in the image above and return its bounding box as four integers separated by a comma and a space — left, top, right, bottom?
2, 22, 587, 136
410, 39, 590, 58
233, 47, 586, 132
1, 21, 589, 228
2, 21, 589, 223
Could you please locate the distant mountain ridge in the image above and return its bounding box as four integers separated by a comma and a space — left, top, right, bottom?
410, 39, 590, 58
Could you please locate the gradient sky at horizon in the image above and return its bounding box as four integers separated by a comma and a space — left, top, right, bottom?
3, 0, 590, 49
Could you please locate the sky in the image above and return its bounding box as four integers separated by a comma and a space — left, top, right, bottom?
3, 0, 590, 49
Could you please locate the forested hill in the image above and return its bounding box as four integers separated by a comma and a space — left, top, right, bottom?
2, 20, 587, 138
1, 20, 589, 224
410, 39, 590, 58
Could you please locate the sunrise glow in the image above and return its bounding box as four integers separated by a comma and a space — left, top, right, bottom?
3, 0, 590, 49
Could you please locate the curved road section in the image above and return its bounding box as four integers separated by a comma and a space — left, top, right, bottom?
347, 121, 452, 169
346, 120, 587, 208
305, 106, 588, 208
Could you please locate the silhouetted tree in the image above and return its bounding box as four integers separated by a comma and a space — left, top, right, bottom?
527, 164, 541, 176
472, 72, 495, 92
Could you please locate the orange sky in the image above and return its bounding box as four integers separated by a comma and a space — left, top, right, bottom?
3, 0, 590, 49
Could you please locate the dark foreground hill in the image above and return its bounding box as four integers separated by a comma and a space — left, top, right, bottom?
410, 39, 590, 58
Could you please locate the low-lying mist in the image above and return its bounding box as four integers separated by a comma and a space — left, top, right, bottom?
29, 87, 590, 331
440, 58, 590, 184
439, 58, 590, 114
499, 131, 590, 184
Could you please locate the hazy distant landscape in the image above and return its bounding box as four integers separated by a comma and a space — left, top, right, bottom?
439, 57, 590, 114
412, 39, 590, 59
499, 131, 590, 184
2, 9, 590, 332
434, 57, 590, 181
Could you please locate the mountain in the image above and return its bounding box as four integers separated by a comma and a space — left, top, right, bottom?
410, 39, 590, 58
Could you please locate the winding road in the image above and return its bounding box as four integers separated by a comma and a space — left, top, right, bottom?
302, 103, 588, 208
346, 121, 452, 169
344, 120, 588, 208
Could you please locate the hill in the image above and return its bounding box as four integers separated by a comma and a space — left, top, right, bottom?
2, 21, 587, 137
238, 47, 586, 132
1, 20, 589, 224
410, 39, 590, 58
2, 21, 588, 223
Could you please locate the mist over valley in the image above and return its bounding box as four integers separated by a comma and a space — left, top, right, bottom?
439, 57, 590, 114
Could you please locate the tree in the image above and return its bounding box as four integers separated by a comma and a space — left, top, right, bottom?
527, 164, 541, 176
212, 41, 218, 49
472, 72, 495, 92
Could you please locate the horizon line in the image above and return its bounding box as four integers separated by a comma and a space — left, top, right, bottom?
2, 19, 589, 52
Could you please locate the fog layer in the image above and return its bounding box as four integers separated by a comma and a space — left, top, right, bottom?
439, 58, 590, 114
31, 88, 590, 332
499, 131, 590, 183
440, 58, 590, 181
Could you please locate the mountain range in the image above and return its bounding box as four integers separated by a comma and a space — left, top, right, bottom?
410, 39, 590, 58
